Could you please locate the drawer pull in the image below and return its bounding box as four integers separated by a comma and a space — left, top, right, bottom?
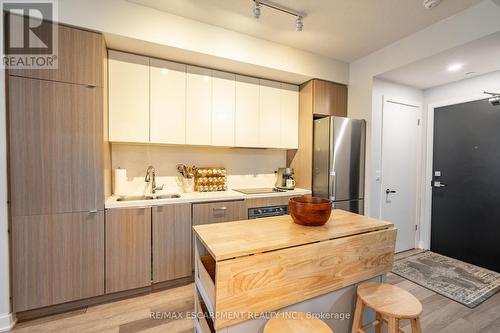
213, 206, 227, 211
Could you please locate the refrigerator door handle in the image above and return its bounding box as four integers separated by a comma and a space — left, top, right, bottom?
330, 171, 337, 201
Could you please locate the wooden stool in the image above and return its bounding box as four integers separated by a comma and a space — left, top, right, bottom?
264, 311, 334, 333
351, 282, 423, 333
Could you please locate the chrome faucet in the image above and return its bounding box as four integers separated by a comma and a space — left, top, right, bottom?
145, 166, 163, 194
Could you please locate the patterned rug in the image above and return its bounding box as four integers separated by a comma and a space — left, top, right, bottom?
392, 251, 500, 308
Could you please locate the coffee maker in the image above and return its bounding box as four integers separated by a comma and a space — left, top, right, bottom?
275, 168, 295, 190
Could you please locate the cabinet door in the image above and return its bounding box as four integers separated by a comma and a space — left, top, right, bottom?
8, 76, 103, 216
150, 59, 186, 144
235, 75, 260, 147
12, 211, 104, 312
280, 83, 299, 149
7, 19, 104, 87
152, 204, 192, 282
259, 79, 282, 148
212, 71, 235, 146
108, 51, 149, 142
186, 66, 212, 145
313, 79, 347, 117
105, 207, 152, 293
192, 200, 247, 225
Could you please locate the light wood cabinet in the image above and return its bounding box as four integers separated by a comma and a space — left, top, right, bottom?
312, 79, 347, 117
288, 79, 347, 189
108, 51, 149, 143
105, 208, 152, 293
280, 83, 299, 149
259, 79, 282, 148
150, 58, 186, 144
12, 211, 105, 312
152, 204, 192, 283
186, 66, 212, 145
235, 75, 260, 147
192, 200, 247, 226
8, 21, 104, 87
212, 71, 235, 146
8, 76, 103, 217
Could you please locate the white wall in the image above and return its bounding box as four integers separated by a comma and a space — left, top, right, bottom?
370, 79, 423, 218
111, 144, 287, 178
57, 0, 348, 85
424, 70, 500, 105
348, 0, 500, 216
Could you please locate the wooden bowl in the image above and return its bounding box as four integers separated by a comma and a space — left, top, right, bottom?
289, 196, 332, 226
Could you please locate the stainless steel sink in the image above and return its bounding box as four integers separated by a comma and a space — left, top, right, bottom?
116, 194, 181, 201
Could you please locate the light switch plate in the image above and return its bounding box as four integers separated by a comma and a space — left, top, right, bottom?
434, 171, 441, 177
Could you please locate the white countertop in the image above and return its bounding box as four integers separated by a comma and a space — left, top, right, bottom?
105, 188, 311, 209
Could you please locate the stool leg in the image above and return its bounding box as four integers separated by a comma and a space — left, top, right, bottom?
411, 318, 422, 333
351, 296, 365, 333
387, 317, 399, 333
375, 312, 382, 333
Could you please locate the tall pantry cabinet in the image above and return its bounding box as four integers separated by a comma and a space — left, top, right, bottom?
7, 21, 107, 312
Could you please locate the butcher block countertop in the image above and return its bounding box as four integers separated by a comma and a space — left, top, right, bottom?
193, 209, 394, 261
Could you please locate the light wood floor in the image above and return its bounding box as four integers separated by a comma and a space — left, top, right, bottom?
10, 250, 500, 333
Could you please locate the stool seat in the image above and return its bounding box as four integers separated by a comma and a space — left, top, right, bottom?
264, 311, 334, 333
357, 282, 422, 319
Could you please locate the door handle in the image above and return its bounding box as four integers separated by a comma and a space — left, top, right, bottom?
433, 181, 447, 188
330, 171, 337, 201
385, 189, 396, 194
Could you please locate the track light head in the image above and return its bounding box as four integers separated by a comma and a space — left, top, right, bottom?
295, 16, 303, 32
253, 1, 261, 18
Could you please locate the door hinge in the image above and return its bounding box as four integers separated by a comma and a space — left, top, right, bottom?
417, 119, 421, 126
415, 225, 418, 231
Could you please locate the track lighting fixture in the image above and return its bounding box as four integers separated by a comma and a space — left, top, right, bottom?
253, 1, 261, 19
295, 16, 303, 32
251, 0, 306, 32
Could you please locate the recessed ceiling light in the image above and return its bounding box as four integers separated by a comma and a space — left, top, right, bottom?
447, 63, 464, 72
423, 0, 441, 9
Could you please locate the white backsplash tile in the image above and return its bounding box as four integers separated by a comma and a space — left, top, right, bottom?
113, 174, 278, 196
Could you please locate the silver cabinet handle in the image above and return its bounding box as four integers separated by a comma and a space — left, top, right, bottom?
89, 209, 97, 213
213, 207, 227, 212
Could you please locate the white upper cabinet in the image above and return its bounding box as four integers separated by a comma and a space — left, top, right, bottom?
150, 59, 186, 144
108, 51, 149, 143
107, 51, 300, 149
259, 79, 282, 148
280, 83, 299, 149
186, 66, 212, 145
235, 75, 260, 147
212, 71, 235, 147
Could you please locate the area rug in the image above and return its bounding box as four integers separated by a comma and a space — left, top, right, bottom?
392, 251, 500, 308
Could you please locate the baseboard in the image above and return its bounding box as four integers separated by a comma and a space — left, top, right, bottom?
0, 312, 16, 332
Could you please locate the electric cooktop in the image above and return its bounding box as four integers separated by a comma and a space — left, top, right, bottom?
233, 187, 287, 195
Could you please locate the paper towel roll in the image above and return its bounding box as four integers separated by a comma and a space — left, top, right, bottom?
113, 168, 127, 196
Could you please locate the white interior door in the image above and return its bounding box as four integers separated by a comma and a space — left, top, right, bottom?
381, 99, 420, 253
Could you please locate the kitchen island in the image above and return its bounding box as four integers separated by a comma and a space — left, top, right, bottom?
192, 209, 397, 333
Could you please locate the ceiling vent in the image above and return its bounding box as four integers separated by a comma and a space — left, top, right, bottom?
423, 0, 442, 9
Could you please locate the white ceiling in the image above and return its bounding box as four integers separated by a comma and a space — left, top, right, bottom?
378, 31, 500, 89
127, 0, 481, 62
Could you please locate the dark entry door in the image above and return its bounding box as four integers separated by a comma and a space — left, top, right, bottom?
431, 98, 500, 272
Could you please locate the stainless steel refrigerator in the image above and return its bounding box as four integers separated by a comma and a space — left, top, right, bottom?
313, 116, 366, 214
